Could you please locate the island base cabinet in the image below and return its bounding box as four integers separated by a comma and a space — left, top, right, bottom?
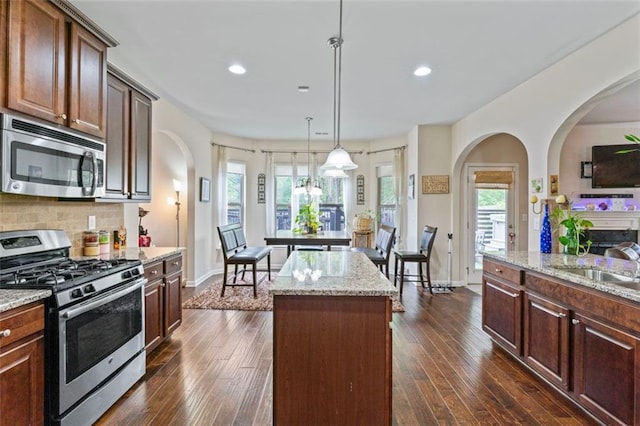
273, 295, 391, 425
523, 292, 570, 390
572, 313, 639, 426
482, 277, 523, 356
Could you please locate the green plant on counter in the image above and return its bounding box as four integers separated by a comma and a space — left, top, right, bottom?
294, 203, 321, 234
551, 196, 593, 256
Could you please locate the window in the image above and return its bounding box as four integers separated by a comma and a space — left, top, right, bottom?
377, 165, 395, 226
227, 162, 245, 224
274, 164, 346, 231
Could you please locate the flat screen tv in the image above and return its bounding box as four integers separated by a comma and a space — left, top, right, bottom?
591, 144, 640, 188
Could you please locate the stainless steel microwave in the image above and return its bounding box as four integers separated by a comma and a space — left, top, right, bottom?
1, 113, 105, 198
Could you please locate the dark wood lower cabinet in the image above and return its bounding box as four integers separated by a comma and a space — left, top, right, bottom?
523, 292, 570, 390
144, 253, 182, 354
273, 295, 391, 425
483, 264, 640, 425
0, 302, 45, 426
572, 313, 639, 426
482, 267, 523, 356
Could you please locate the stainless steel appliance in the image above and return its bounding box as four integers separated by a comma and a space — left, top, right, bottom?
1, 113, 105, 198
0, 230, 145, 425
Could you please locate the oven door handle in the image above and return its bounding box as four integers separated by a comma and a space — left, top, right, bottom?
62, 277, 147, 320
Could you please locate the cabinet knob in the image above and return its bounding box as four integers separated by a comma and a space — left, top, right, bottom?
57, 113, 67, 120
572, 319, 580, 325
558, 313, 566, 318
172, 261, 179, 266
161, 283, 166, 287
511, 292, 519, 298
495, 268, 502, 273
72, 118, 79, 123
0, 329, 11, 337
151, 270, 158, 275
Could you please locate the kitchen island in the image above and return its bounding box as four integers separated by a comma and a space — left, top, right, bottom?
270, 251, 397, 425
482, 251, 639, 425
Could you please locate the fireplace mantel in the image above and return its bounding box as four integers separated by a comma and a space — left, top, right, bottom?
578, 211, 640, 232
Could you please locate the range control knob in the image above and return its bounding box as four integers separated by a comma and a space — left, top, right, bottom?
122, 270, 132, 279
84, 284, 96, 293
71, 289, 84, 299
131, 268, 140, 276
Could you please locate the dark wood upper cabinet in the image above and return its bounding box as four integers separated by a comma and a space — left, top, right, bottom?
5, 0, 115, 138
103, 67, 157, 201
7, 0, 67, 124
68, 22, 107, 138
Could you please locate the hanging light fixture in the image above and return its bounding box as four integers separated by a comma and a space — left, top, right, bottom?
320, 0, 358, 172
294, 117, 323, 196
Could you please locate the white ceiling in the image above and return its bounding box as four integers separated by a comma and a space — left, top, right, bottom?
70, 1, 640, 142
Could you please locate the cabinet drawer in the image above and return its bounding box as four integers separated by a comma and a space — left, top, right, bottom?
0, 303, 44, 348
144, 261, 163, 281
164, 255, 182, 275
483, 259, 522, 284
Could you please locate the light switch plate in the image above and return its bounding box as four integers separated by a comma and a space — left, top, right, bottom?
88, 215, 96, 230
533, 217, 540, 231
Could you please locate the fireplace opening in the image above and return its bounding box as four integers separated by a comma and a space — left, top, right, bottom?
582, 229, 639, 255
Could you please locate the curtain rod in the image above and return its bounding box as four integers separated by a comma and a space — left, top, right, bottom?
366, 145, 406, 155
261, 149, 363, 155
211, 142, 255, 153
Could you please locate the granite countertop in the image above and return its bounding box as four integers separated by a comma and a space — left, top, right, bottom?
270, 251, 398, 297
0, 289, 51, 314
79, 246, 183, 265
483, 251, 640, 303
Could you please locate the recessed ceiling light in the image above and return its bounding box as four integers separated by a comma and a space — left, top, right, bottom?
298, 86, 310, 92
228, 64, 246, 75
414, 66, 432, 77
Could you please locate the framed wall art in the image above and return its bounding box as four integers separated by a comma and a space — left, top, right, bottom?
200, 177, 211, 202
421, 175, 449, 194
257, 173, 266, 204
356, 174, 365, 205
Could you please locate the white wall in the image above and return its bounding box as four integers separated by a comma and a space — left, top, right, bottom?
451, 14, 640, 264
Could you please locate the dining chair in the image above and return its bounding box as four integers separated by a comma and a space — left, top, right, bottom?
350, 224, 396, 278
393, 225, 438, 295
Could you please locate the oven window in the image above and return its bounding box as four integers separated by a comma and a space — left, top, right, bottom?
65, 288, 142, 383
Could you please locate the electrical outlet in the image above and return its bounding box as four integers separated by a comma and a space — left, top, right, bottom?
88, 215, 96, 230
533, 217, 540, 231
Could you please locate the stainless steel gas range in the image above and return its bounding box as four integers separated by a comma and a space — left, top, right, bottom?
0, 229, 146, 425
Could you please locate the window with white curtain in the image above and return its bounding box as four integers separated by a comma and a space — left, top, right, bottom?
274, 163, 347, 231
226, 162, 245, 224
377, 164, 396, 226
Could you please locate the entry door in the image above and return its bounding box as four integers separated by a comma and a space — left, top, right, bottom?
467, 165, 517, 284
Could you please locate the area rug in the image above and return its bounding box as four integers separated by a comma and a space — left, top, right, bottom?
183, 276, 405, 312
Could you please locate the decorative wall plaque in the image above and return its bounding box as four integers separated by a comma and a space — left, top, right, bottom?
257, 173, 266, 204
356, 174, 365, 205
422, 175, 449, 194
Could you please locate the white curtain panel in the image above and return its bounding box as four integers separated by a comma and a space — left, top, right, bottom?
393, 148, 405, 250
217, 146, 228, 226
291, 153, 300, 230
265, 152, 276, 235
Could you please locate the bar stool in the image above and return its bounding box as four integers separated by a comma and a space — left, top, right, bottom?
393, 225, 437, 295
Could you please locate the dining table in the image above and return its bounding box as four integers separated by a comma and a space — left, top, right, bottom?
264, 230, 351, 256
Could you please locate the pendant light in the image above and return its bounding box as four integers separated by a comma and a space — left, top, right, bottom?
320, 0, 358, 172
294, 117, 323, 196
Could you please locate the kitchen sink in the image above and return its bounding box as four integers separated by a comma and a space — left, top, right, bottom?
552, 267, 640, 284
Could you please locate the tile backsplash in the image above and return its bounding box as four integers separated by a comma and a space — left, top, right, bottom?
0, 194, 124, 257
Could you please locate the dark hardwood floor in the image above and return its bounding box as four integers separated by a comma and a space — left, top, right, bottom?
96, 278, 597, 425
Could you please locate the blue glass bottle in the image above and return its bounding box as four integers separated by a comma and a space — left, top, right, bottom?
540, 203, 552, 253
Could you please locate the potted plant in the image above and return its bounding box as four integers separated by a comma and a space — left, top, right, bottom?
550, 195, 593, 255
294, 203, 321, 234
353, 209, 376, 232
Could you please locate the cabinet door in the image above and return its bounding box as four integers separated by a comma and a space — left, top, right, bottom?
7, 0, 66, 123
104, 74, 130, 199
572, 313, 639, 426
144, 279, 164, 353
164, 271, 182, 335
0, 336, 45, 426
482, 275, 522, 356
130, 90, 152, 200
524, 292, 570, 389
68, 23, 107, 138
